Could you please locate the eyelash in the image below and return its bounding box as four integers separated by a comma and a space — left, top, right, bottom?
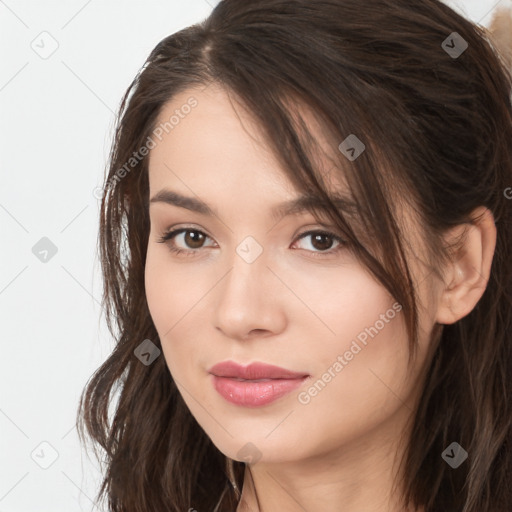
156, 227, 346, 258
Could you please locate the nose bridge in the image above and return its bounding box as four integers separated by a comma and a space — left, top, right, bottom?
235, 234, 265, 267
224, 238, 268, 301
213, 237, 284, 337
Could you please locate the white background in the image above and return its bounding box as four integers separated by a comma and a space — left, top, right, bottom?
0, 0, 508, 510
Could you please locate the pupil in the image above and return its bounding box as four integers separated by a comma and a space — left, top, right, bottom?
312, 234, 332, 251
185, 230, 204, 248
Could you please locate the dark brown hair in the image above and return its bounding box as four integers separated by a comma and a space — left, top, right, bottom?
77, 0, 512, 510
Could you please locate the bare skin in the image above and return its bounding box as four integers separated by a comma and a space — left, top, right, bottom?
144, 83, 496, 512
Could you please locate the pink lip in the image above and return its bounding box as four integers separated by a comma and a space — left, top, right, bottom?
208, 361, 309, 380
208, 361, 310, 407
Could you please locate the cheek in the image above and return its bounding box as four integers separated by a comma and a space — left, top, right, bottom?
144, 244, 207, 330
324, 280, 404, 363
145, 246, 173, 328
294, 267, 411, 424
281, 260, 404, 363
144, 246, 214, 377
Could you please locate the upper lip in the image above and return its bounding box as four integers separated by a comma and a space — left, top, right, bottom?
209, 361, 309, 380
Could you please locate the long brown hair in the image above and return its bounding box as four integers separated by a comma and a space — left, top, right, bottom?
77, 1, 512, 510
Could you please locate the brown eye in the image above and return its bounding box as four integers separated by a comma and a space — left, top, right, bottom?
293, 229, 345, 257
157, 228, 214, 256
310, 233, 336, 251
181, 230, 206, 249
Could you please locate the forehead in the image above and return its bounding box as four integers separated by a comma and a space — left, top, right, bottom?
149, 85, 283, 192
147, 84, 345, 214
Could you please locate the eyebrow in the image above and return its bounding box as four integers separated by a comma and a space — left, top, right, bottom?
149, 188, 354, 221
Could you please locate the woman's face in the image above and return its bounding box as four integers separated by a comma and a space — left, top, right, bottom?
145, 84, 440, 465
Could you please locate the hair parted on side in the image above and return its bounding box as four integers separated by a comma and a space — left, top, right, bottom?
77, 1, 512, 511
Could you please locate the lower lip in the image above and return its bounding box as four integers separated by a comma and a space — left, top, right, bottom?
211, 375, 308, 407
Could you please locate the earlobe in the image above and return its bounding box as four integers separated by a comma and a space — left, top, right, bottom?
435, 207, 497, 325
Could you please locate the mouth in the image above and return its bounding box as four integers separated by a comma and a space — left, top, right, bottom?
208, 360, 310, 407
210, 374, 310, 407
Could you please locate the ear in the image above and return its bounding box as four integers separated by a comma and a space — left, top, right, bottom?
435, 206, 497, 325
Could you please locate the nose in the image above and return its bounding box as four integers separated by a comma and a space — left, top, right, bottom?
213, 247, 287, 340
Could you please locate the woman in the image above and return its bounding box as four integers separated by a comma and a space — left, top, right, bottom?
78, 0, 512, 510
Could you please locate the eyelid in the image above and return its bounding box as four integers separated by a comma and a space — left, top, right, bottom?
156, 225, 217, 252
291, 228, 345, 253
